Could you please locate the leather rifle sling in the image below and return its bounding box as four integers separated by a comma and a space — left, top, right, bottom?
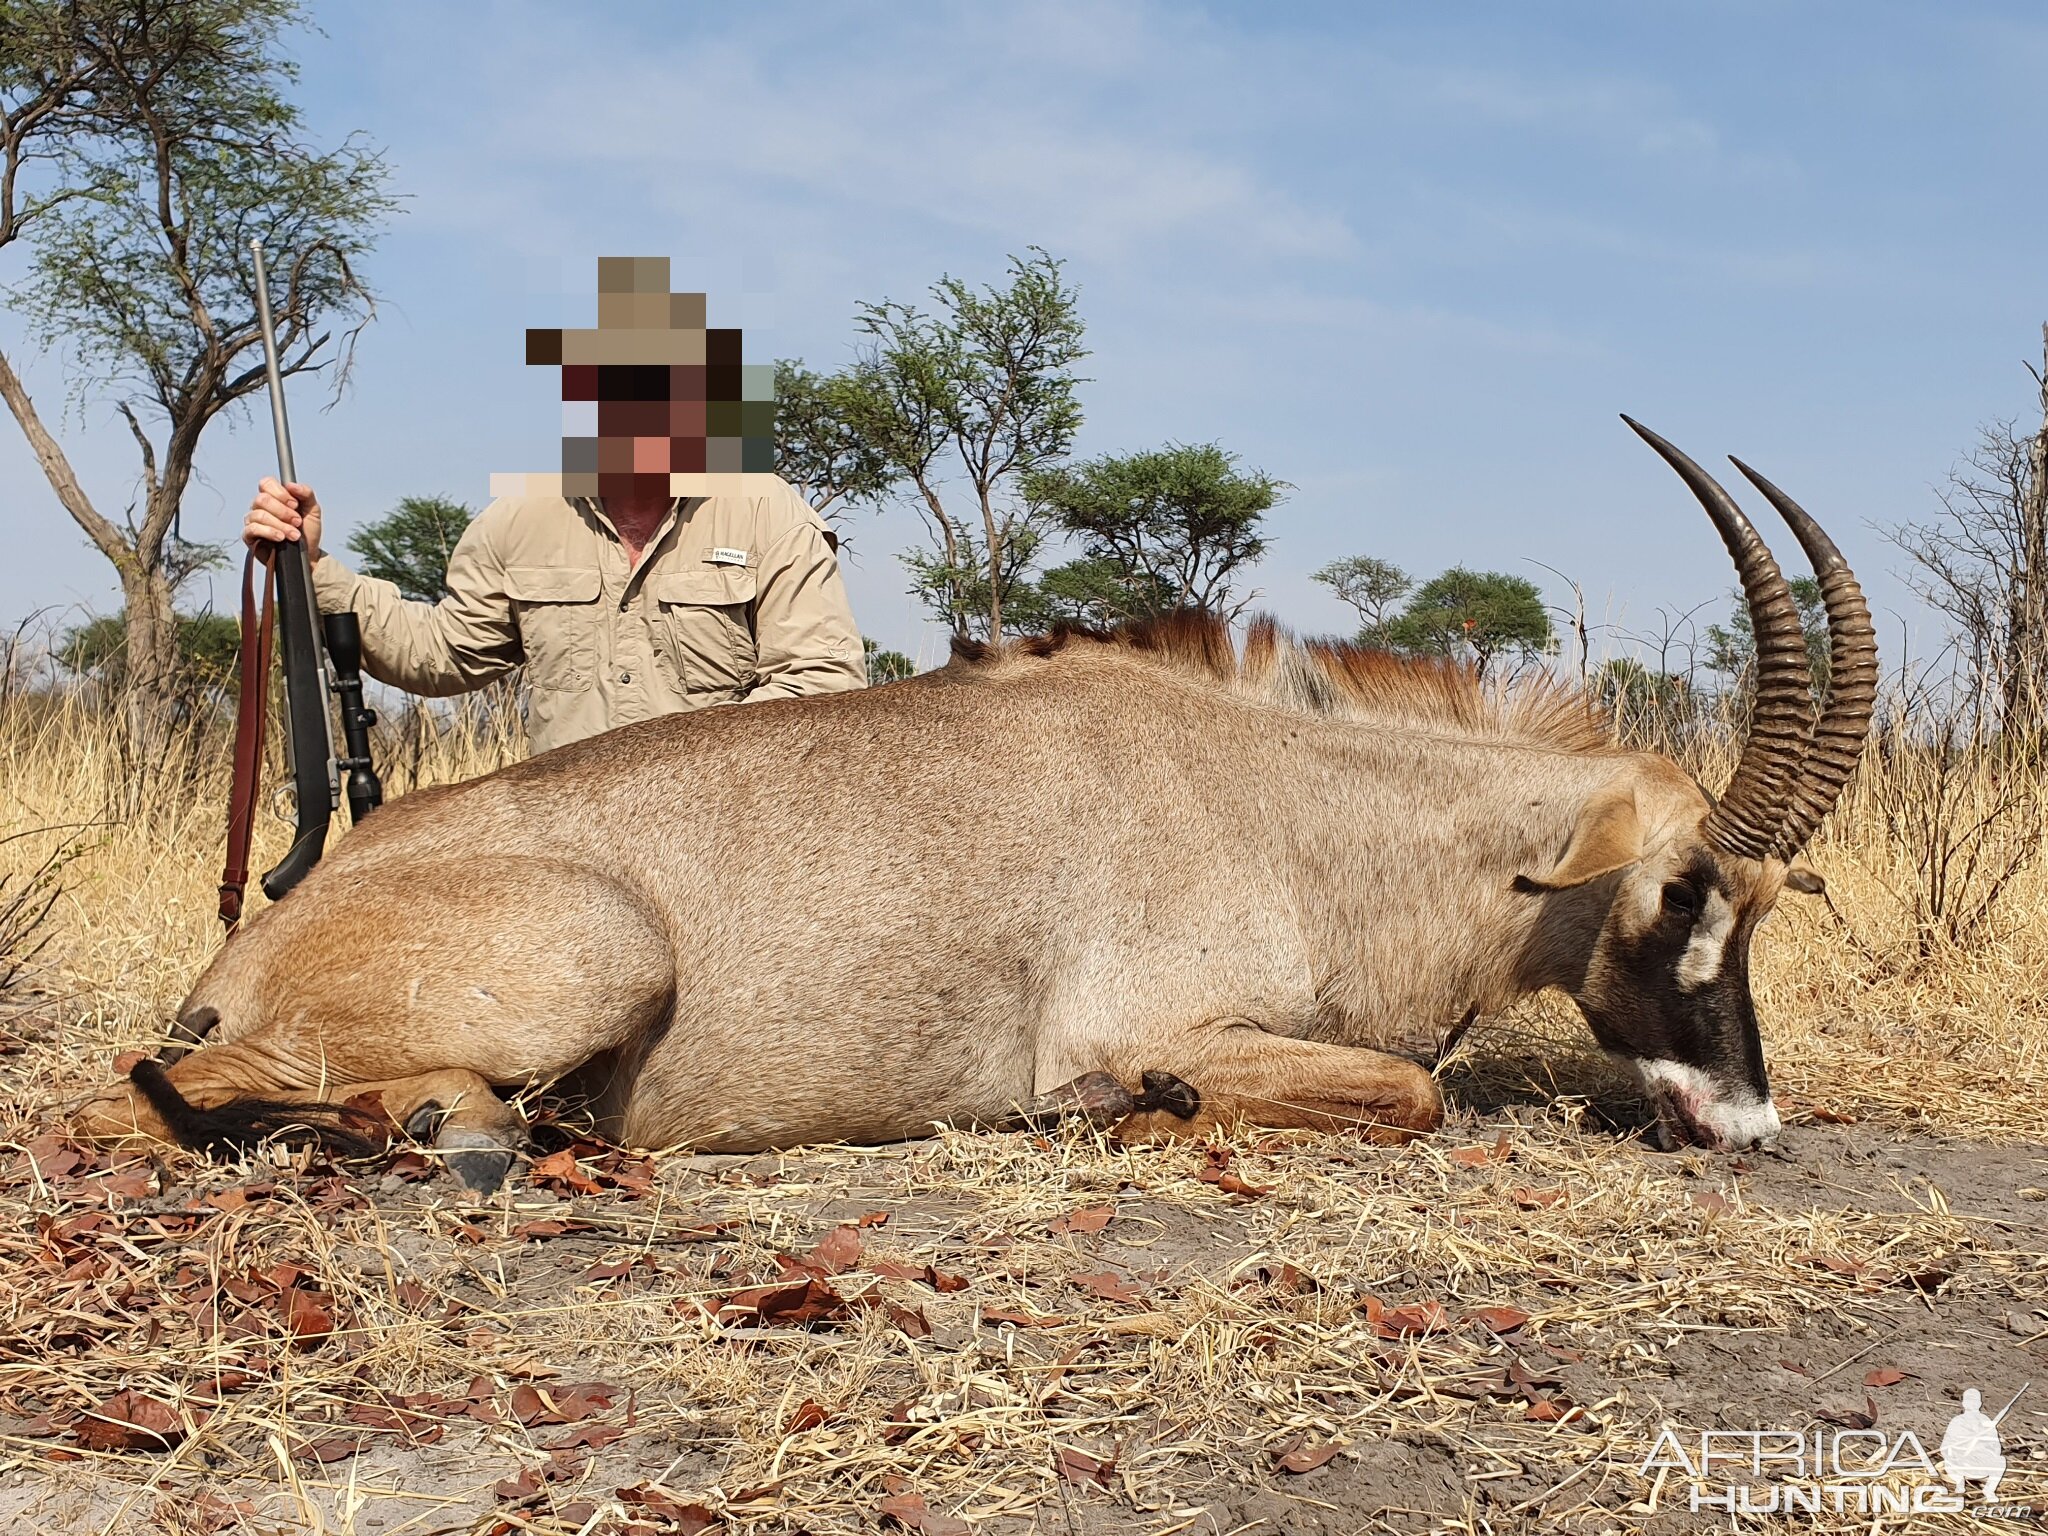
218, 545, 278, 931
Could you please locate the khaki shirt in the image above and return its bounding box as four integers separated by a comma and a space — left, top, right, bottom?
310, 473, 866, 754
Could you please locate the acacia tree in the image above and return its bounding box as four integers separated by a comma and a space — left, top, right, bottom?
771, 359, 897, 526
1884, 324, 2048, 737
1314, 554, 1412, 639
1378, 567, 1553, 676
845, 249, 1086, 640
345, 494, 473, 603
1025, 442, 1282, 624
0, 0, 392, 764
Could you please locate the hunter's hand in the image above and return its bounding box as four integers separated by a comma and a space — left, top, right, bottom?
246, 478, 323, 562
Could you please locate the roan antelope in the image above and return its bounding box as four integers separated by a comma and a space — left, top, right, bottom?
72, 420, 1876, 1190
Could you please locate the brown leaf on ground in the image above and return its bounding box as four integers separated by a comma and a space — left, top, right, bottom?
1510, 1185, 1565, 1209
1273, 1436, 1344, 1474
1809, 1105, 1859, 1124
546, 1423, 625, 1451
1197, 1145, 1271, 1198
1070, 1270, 1144, 1304
529, 1147, 604, 1196
1524, 1397, 1576, 1422
786, 1399, 832, 1433
1056, 1444, 1118, 1489
617, 1484, 720, 1532
1692, 1191, 1734, 1214
1819, 1396, 1879, 1429
72, 1392, 186, 1451
1049, 1205, 1113, 1235
805, 1224, 863, 1275
1374, 1300, 1451, 1337
1865, 1367, 1908, 1388
855, 1209, 892, 1226
879, 1491, 970, 1535
886, 1303, 933, 1338
923, 1264, 970, 1292
294, 1436, 362, 1463
720, 1278, 852, 1329
510, 1218, 596, 1242
280, 1289, 337, 1344
1468, 1305, 1531, 1333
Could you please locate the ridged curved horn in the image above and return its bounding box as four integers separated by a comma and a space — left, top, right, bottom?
1621, 417, 1815, 859
1729, 457, 1879, 857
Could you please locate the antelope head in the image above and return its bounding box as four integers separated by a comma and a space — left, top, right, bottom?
1518, 418, 1878, 1151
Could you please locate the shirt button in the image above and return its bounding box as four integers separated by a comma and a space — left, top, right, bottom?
620, 672, 632, 684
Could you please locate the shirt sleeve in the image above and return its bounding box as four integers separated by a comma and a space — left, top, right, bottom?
309, 518, 523, 697
745, 512, 868, 702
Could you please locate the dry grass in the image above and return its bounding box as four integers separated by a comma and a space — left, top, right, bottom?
2, 678, 2045, 1534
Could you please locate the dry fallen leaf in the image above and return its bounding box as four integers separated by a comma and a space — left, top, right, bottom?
878, 1491, 970, 1535
1070, 1270, 1144, 1305
1865, 1367, 1907, 1388
1050, 1205, 1114, 1236
805, 1224, 863, 1275
1273, 1436, 1344, 1474
72, 1392, 186, 1452
1510, 1185, 1565, 1210
1469, 1305, 1531, 1334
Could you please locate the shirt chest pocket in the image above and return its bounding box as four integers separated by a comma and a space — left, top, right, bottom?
503, 567, 603, 690
652, 567, 758, 694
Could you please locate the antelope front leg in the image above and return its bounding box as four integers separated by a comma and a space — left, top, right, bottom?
1114, 1023, 1443, 1145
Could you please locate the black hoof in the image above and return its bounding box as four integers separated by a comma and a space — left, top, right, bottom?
441, 1131, 516, 1195
1134, 1069, 1201, 1120
404, 1100, 446, 1140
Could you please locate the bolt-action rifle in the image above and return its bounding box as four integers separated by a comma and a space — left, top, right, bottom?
218, 241, 383, 930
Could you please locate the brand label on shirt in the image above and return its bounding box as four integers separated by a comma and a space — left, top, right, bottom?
708, 547, 750, 567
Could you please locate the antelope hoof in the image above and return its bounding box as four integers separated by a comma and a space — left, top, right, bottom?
1133, 1069, 1201, 1121
440, 1129, 517, 1196
404, 1100, 447, 1141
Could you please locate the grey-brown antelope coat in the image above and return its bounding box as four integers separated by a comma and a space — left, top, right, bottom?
76, 423, 1877, 1188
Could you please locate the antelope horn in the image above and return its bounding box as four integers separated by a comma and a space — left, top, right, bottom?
1621, 417, 1814, 859
1728, 457, 1879, 857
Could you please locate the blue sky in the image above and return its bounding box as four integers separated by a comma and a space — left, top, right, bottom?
3, 1, 2044, 672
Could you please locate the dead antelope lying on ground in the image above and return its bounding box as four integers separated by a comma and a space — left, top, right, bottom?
73, 421, 1876, 1191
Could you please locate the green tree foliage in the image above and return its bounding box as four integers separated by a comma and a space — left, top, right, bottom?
862, 637, 915, 685
1025, 443, 1283, 624
1314, 554, 1413, 635
1377, 568, 1554, 674
772, 360, 898, 523
345, 496, 474, 602
0, 0, 392, 766
61, 609, 241, 690
1704, 575, 1831, 703
842, 249, 1086, 640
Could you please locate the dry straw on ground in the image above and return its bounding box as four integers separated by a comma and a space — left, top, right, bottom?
1, 673, 2044, 1534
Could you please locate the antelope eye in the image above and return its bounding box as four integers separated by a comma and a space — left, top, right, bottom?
1661, 882, 1701, 918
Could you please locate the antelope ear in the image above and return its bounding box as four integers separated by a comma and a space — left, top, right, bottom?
1513, 787, 1643, 892
1784, 863, 1827, 896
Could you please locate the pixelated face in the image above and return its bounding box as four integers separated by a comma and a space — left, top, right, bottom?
526, 257, 775, 498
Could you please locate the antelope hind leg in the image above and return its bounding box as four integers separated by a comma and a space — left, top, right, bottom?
74, 1048, 529, 1193
1114, 1025, 1443, 1145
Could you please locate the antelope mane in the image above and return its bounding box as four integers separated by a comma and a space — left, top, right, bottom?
955, 610, 1618, 756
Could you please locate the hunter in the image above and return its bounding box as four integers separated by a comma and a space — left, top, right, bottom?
243, 258, 866, 753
